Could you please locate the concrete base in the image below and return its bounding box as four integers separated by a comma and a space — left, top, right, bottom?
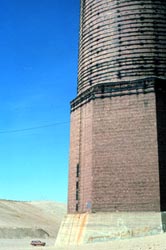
55, 212, 165, 246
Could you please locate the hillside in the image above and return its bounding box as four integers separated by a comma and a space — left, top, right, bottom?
0, 199, 66, 239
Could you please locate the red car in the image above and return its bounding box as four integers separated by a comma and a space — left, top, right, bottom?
30, 240, 46, 246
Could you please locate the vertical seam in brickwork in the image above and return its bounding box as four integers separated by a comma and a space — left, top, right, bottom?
78, 107, 83, 211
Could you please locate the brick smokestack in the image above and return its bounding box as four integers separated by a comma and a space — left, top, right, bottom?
68, 0, 166, 213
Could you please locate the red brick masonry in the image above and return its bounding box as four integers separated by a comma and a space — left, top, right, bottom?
68, 86, 161, 213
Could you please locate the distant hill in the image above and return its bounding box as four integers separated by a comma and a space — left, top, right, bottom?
0, 200, 66, 239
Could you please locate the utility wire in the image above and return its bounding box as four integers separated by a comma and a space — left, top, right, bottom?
0, 121, 69, 134
0, 96, 156, 134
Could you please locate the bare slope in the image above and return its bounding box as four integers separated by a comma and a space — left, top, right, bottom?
0, 200, 66, 239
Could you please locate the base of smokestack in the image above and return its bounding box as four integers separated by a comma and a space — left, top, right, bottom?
55, 212, 165, 246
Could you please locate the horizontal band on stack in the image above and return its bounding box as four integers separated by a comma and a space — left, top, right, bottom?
71, 77, 166, 112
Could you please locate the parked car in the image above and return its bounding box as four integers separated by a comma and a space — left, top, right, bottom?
30, 240, 46, 246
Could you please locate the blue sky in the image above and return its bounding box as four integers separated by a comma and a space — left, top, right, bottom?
0, 0, 80, 203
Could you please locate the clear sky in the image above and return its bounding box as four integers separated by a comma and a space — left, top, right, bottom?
0, 0, 80, 203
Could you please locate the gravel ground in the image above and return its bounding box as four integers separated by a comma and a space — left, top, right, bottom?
0, 234, 166, 250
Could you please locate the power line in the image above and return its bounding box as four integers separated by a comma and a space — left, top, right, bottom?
0, 121, 69, 134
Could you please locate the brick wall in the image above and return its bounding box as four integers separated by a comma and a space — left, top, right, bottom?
68, 90, 161, 213
68, 109, 81, 212
92, 92, 160, 212
68, 103, 93, 213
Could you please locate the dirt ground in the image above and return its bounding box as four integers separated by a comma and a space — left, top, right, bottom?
0, 238, 55, 250
0, 233, 166, 250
